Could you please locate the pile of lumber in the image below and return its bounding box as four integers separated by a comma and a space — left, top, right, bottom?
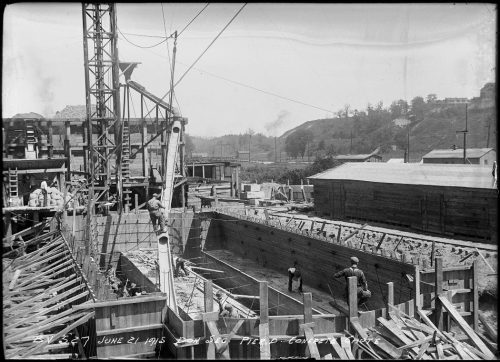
349, 308, 497, 360
3, 231, 94, 359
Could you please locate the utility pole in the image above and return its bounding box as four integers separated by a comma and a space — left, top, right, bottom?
350, 130, 353, 154
456, 103, 468, 164
407, 126, 410, 163
248, 133, 251, 163
274, 136, 277, 163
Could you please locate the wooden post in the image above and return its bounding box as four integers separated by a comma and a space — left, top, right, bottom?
434, 257, 444, 330
414, 265, 421, 313
348, 276, 358, 318
60, 172, 67, 227
259, 281, 270, 359
204, 280, 213, 312
259, 281, 269, 323
141, 104, 149, 179
303, 292, 313, 324
64, 121, 71, 181
387, 282, 394, 310
47, 120, 53, 158
430, 240, 436, 267
134, 194, 139, 214
5, 212, 12, 239
82, 121, 88, 176
471, 260, 479, 331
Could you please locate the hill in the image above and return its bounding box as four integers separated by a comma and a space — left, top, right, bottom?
189, 83, 495, 162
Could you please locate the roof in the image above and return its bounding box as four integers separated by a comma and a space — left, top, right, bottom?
308, 162, 496, 189
333, 153, 382, 160
386, 158, 405, 163
422, 148, 494, 159
3, 158, 67, 171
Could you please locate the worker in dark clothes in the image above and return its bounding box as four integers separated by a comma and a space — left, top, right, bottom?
334, 256, 371, 305
215, 290, 225, 313
220, 304, 238, 318
174, 256, 189, 277
147, 193, 167, 234
288, 261, 303, 293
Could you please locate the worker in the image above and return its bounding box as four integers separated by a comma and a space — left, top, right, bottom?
147, 193, 167, 234
288, 261, 303, 293
333, 256, 371, 306
215, 290, 225, 313
174, 256, 189, 277
220, 304, 238, 318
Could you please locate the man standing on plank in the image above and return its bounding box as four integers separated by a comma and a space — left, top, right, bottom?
334, 256, 371, 305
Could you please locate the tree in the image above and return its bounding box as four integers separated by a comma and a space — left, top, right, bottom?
285, 129, 314, 159
410, 96, 426, 121
184, 133, 195, 157
343, 104, 351, 119
426, 94, 437, 103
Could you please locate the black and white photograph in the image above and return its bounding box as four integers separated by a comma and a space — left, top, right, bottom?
2, 2, 497, 359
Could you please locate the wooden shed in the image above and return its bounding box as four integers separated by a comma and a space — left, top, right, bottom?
422, 148, 496, 165
308, 163, 497, 243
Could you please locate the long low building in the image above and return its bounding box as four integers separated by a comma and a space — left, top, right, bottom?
308, 162, 498, 243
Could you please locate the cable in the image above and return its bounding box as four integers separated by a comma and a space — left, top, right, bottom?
160, 3, 248, 101
177, 3, 210, 37
118, 27, 168, 49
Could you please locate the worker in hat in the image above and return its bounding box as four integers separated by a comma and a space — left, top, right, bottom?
147, 193, 167, 234
288, 261, 303, 293
174, 256, 189, 277
215, 290, 225, 314
220, 304, 238, 318
333, 256, 371, 306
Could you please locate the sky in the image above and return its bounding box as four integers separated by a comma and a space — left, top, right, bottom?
2, 3, 496, 137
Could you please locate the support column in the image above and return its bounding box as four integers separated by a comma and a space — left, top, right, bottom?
414, 265, 421, 314
434, 257, 444, 330
59, 171, 67, 228
47, 120, 54, 158
64, 121, 71, 181
348, 276, 358, 318
386, 282, 394, 313
259, 281, 270, 359
471, 260, 479, 331
82, 121, 88, 177
204, 280, 213, 312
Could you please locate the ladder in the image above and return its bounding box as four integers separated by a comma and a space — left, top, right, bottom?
121, 123, 131, 181
8, 168, 19, 200
121, 122, 132, 210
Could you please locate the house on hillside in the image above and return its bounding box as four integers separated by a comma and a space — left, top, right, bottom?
422, 148, 496, 165
308, 162, 497, 243
332, 149, 382, 163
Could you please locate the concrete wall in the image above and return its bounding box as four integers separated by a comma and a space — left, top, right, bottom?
312, 179, 497, 243
203, 212, 417, 308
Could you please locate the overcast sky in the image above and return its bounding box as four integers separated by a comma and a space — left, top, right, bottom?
3, 3, 496, 137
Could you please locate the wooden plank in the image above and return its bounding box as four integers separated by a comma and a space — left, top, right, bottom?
72, 294, 167, 309
437, 295, 495, 359
259, 281, 269, 324
330, 338, 348, 359
479, 311, 498, 342
259, 323, 271, 360
204, 280, 213, 312
302, 325, 320, 359
348, 276, 358, 318
341, 336, 355, 359
302, 292, 313, 324
415, 342, 430, 360
96, 323, 163, 336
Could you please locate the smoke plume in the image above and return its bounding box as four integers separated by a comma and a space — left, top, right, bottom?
265, 110, 290, 136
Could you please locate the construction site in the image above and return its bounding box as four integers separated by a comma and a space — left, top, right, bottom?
3, 3, 498, 360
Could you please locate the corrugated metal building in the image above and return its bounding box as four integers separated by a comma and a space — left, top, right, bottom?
308, 163, 497, 243
422, 148, 496, 165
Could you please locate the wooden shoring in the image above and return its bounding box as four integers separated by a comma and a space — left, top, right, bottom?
18, 311, 95, 358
